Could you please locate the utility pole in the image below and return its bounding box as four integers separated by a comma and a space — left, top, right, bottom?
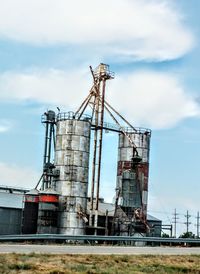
170, 224, 173, 237
196, 211, 200, 238
172, 209, 179, 237
184, 210, 191, 233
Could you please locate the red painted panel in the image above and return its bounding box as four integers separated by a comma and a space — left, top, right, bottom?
123, 161, 132, 169
137, 163, 149, 191
117, 161, 132, 175
39, 194, 59, 203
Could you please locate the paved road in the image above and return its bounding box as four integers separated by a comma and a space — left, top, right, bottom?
0, 244, 200, 255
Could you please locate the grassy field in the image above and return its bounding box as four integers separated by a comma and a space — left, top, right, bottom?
0, 253, 199, 273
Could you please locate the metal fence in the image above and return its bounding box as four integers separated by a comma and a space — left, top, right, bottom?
0, 234, 199, 244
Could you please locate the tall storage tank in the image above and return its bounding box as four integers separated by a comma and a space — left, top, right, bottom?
22, 189, 39, 234
116, 128, 151, 225
37, 189, 59, 234
55, 112, 91, 235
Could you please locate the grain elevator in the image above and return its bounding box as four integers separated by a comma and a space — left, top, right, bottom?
0, 64, 159, 239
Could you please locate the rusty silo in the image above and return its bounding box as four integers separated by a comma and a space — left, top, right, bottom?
116, 127, 151, 233
55, 112, 91, 235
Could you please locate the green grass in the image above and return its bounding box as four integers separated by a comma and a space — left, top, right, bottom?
0, 253, 199, 273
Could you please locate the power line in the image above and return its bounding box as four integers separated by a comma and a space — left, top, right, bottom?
172, 208, 179, 237
196, 211, 200, 238
184, 210, 191, 233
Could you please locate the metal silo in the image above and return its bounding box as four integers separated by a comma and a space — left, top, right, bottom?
55, 112, 91, 235
116, 127, 151, 231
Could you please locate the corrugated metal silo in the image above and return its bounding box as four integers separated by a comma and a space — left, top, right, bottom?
55, 112, 91, 235
116, 128, 151, 225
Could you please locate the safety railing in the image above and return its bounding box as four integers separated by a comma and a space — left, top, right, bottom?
0, 234, 199, 244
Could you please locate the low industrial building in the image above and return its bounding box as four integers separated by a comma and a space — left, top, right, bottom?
0, 186, 161, 237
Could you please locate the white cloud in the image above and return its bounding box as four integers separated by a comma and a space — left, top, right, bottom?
0, 0, 194, 61
0, 120, 12, 133
0, 68, 199, 129
108, 70, 200, 129
0, 162, 40, 189
0, 68, 90, 109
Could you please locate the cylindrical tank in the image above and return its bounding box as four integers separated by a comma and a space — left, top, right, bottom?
55, 112, 91, 235
22, 189, 39, 234
116, 128, 151, 222
37, 189, 59, 234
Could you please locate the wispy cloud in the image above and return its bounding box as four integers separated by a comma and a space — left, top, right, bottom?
0, 162, 39, 188
0, 68, 199, 129
0, 68, 90, 109
0, 119, 12, 133
0, 0, 194, 61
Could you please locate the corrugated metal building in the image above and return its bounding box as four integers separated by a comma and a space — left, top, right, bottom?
0, 188, 24, 235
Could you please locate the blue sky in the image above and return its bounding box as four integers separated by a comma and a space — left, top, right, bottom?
0, 0, 199, 235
